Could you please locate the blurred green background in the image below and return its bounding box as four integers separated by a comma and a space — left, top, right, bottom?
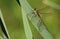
0, 0, 60, 39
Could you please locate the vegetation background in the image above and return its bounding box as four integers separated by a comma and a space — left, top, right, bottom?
0, 0, 60, 39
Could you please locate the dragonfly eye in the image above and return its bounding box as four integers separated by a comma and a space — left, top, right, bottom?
34, 8, 37, 10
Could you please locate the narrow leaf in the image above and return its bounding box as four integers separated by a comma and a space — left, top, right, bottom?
22, 8, 33, 39
19, 0, 54, 39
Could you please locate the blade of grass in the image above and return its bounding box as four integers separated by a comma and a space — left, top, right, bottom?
19, 0, 54, 39
42, 0, 60, 10
0, 9, 10, 39
22, 8, 33, 39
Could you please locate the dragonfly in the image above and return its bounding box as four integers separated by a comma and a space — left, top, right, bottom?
32, 8, 40, 17
17, 0, 54, 39
32, 8, 52, 16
